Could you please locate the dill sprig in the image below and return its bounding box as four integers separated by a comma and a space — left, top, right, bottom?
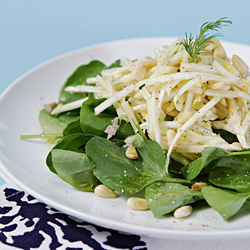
180, 17, 232, 63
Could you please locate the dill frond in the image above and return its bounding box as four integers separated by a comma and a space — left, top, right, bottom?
180, 17, 232, 63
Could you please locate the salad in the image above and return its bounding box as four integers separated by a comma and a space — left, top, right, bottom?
21, 17, 250, 220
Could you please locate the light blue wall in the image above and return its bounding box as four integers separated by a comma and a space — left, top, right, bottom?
1, 0, 249, 93
0, 0, 249, 185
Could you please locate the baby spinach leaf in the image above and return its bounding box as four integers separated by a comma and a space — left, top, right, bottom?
181, 147, 250, 181
39, 109, 69, 135
38, 109, 79, 136
181, 147, 231, 180
132, 135, 145, 147
63, 119, 83, 136
145, 182, 203, 218
80, 98, 116, 137
58, 60, 121, 104
208, 151, 250, 192
51, 149, 99, 191
106, 59, 121, 69
46, 133, 94, 173
201, 185, 250, 220
58, 108, 81, 118
213, 129, 238, 144
80, 98, 134, 139
168, 158, 184, 175
85, 136, 166, 194
113, 119, 134, 140
59, 60, 106, 104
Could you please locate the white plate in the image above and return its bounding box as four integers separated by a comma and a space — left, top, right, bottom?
1, 37, 250, 241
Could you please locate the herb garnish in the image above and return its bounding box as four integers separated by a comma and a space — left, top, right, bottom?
180, 17, 232, 62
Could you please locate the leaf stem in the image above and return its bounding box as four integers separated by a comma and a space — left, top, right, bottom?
20, 133, 63, 139
131, 117, 148, 141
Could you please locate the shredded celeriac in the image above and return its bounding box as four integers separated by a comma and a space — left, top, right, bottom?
54, 38, 250, 172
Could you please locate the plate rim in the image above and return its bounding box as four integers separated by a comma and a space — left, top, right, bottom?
1, 37, 250, 240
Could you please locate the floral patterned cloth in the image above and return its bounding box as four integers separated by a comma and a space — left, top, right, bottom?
1, 181, 250, 250
0, 183, 147, 250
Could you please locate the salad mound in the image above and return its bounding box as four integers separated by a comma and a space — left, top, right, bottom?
21, 18, 250, 220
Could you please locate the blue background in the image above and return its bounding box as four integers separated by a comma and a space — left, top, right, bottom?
0, 0, 249, 185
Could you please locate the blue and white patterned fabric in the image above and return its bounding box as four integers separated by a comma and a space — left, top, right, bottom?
0, 184, 147, 250
1, 181, 250, 250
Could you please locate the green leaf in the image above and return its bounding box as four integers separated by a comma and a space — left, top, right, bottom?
39, 109, 69, 135
46, 133, 94, 173
51, 149, 99, 191
59, 60, 107, 104
181, 147, 230, 180
145, 182, 203, 218
213, 129, 238, 144
38, 109, 79, 135
208, 150, 250, 192
80, 98, 116, 137
168, 158, 184, 175
106, 59, 121, 69
113, 119, 134, 140
201, 186, 250, 220
85, 137, 166, 194
63, 119, 83, 136
132, 135, 144, 147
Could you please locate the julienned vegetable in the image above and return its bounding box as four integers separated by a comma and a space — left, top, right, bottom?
21, 18, 250, 220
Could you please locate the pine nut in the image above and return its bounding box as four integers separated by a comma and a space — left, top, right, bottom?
208, 81, 225, 90
213, 46, 226, 60
204, 40, 216, 51
94, 184, 117, 198
39, 105, 45, 112
127, 197, 149, 211
125, 146, 138, 160
176, 111, 193, 124
166, 129, 176, 144
173, 205, 192, 219
191, 182, 207, 191
137, 56, 157, 71
39, 102, 57, 112
49, 102, 57, 109
132, 63, 146, 82
232, 142, 242, 149
232, 54, 249, 75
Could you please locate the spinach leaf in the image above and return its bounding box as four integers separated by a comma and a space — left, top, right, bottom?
145, 182, 203, 218
106, 59, 121, 69
213, 129, 238, 144
208, 151, 250, 192
85, 136, 166, 194
201, 185, 250, 220
58, 60, 121, 104
46, 133, 94, 173
168, 158, 184, 175
80, 98, 116, 137
80, 98, 134, 139
181, 147, 230, 180
58, 108, 81, 118
181, 147, 250, 180
132, 135, 145, 147
113, 119, 134, 140
39, 109, 79, 136
39, 109, 69, 135
51, 149, 99, 191
59, 60, 106, 104
63, 119, 83, 136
